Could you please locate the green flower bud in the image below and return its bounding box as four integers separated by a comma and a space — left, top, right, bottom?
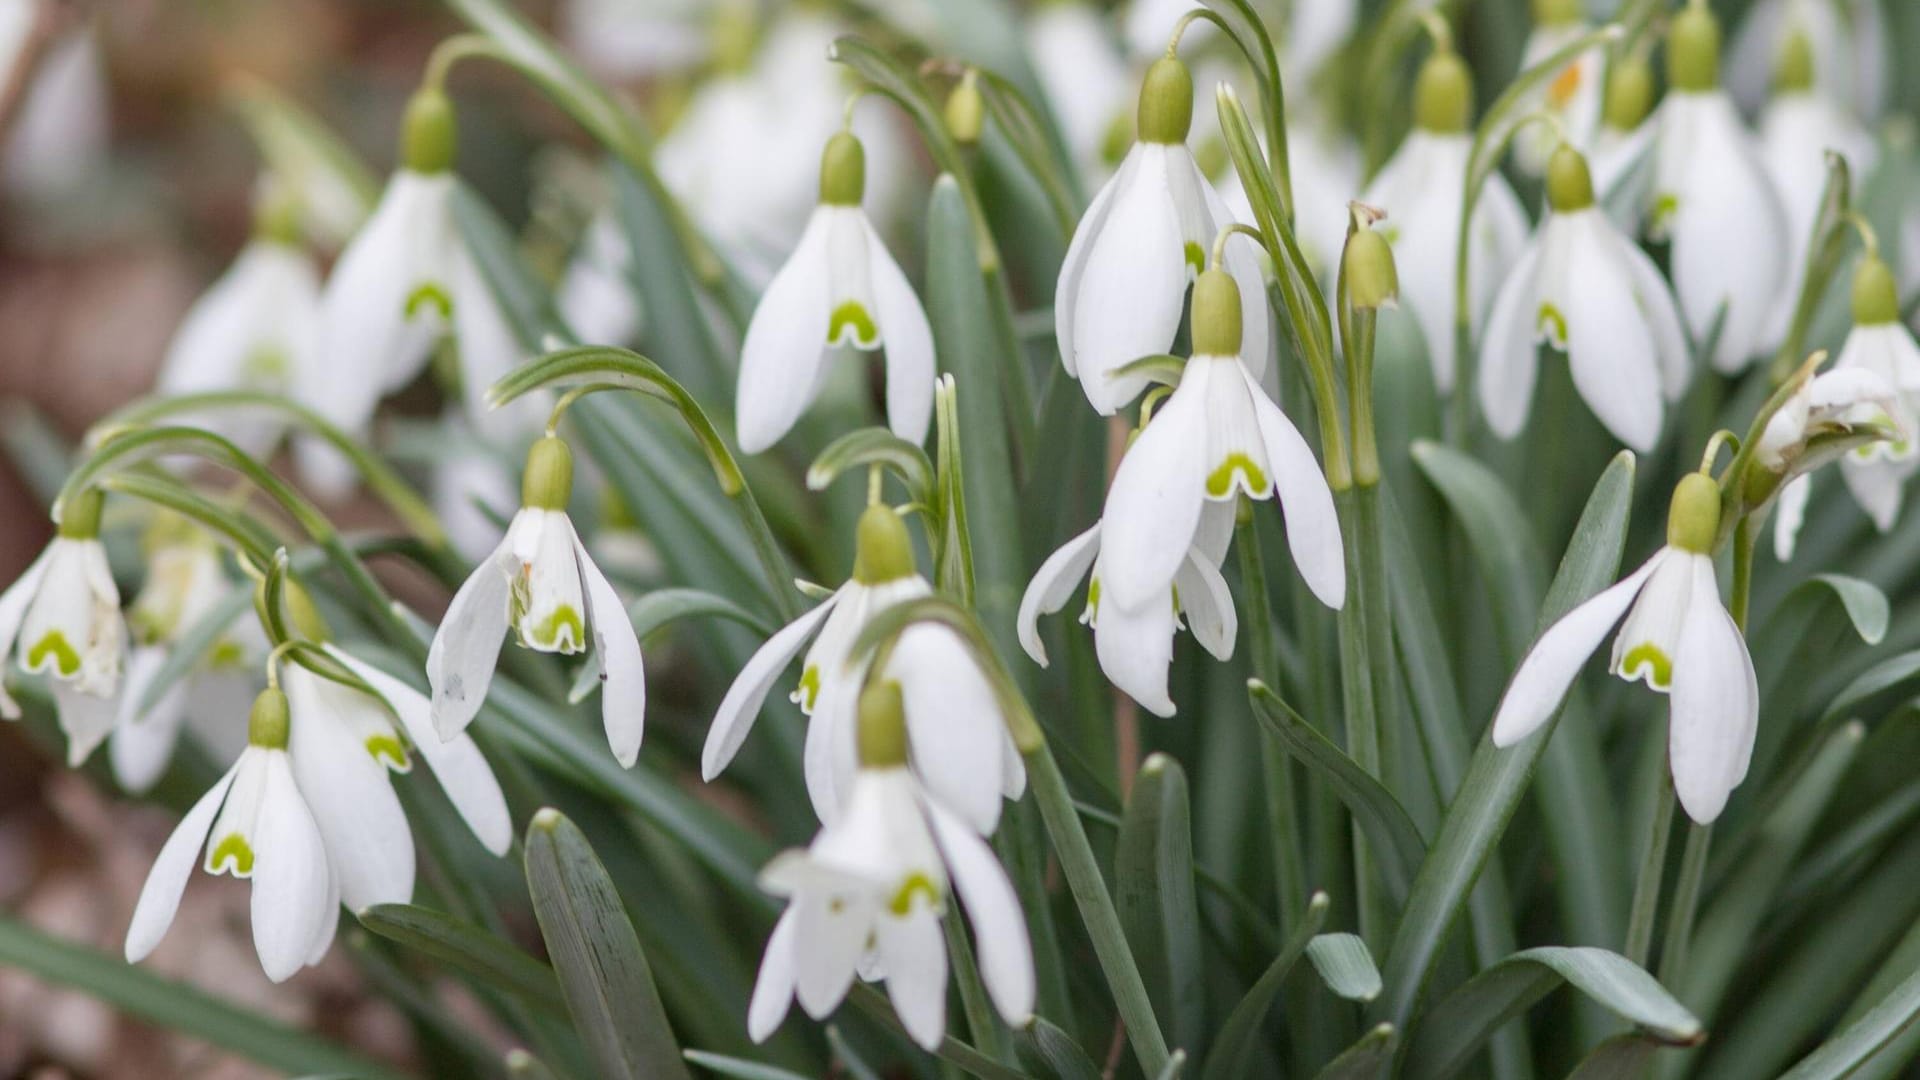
522, 435, 575, 512
1774, 28, 1815, 94
819, 131, 867, 207
58, 488, 105, 540
945, 70, 984, 147
1414, 50, 1474, 134
852, 504, 915, 584
1343, 227, 1399, 311
1546, 144, 1595, 212
1665, 472, 1721, 554
1136, 57, 1194, 145
1852, 255, 1901, 326
402, 87, 458, 174
1603, 55, 1655, 131
1532, 0, 1582, 26
856, 679, 909, 768
1191, 268, 1243, 355
1667, 5, 1722, 93
249, 687, 291, 750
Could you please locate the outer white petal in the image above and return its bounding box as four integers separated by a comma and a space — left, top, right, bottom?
0, 547, 51, 717
747, 908, 801, 1042
1479, 235, 1546, 440
705, 596, 839, 780
53, 681, 119, 767
251, 752, 334, 982
285, 669, 416, 911
1668, 558, 1758, 824
886, 624, 1007, 835
1093, 581, 1178, 717
1564, 215, 1665, 452
1100, 362, 1210, 611
1016, 524, 1101, 667
864, 215, 935, 445
1611, 551, 1696, 689
125, 762, 239, 962
1174, 547, 1237, 661
1197, 166, 1272, 383
1607, 223, 1692, 399
1243, 365, 1345, 610
791, 887, 871, 1018
576, 537, 646, 767
1056, 148, 1136, 377
110, 645, 189, 794
449, 240, 540, 437
926, 800, 1035, 1025
329, 646, 512, 857
1490, 554, 1661, 746
1773, 474, 1812, 562
876, 903, 948, 1050
1841, 457, 1906, 533
737, 208, 833, 453
427, 538, 512, 741
1070, 144, 1188, 414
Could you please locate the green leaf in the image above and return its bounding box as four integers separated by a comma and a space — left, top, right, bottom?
1156, 1050, 1191, 1080
972, 69, 1080, 235
806, 427, 936, 504
1778, 965, 1920, 1079
357, 903, 567, 1015
1565, 1035, 1661, 1079
1116, 753, 1206, 1056
1203, 891, 1330, 1080
848, 985, 1030, 1080
681, 1050, 814, 1080
1378, 450, 1636, 1036
1015, 1017, 1104, 1080
0, 915, 406, 1080
523, 808, 694, 1080
1249, 681, 1427, 902
1307, 934, 1384, 1003
1404, 948, 1701, 1080
1316, 1024, 1398, 1080
567, 588, 776, 703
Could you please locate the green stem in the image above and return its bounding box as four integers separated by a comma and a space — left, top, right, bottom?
1335, 485, 1390, 948
1025, 742, 1171, 1075
1657, 823, 1713, 981
1623, 772, 1677, 967
1237, 512, 1306, 929
942, 912, 1006, 1062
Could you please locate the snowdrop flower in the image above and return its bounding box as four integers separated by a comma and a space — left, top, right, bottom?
428, 436, 646, 766
1480, 144, 1689, 452
1825, 259, 1920, 530
1646, 5, 1790, 373
126, 688, 336, 983
1362, 47, 1529, 394
157, 189, 320, 460
1757, 350, 1903, 560
0, 490, 126, 765
561, 0, 711, 81
1587, 56, 1658, 212
1281, 0, 1357, 83
735, 131, 933, 454
1512, 0, 1605, 174
1056, 57, 1270, 414
1757, 30, 1876, 350
299, 87, 533, 495
1027, 2, 1132, 183
1018, 504, 1237, 717
1754, 366, 1899, 479
747, 681, 1034, 1050
1727, 0, 1886, 120
1099, 269, 1345, 616
557, 207, 641, 347
4, 28, 108, 202
1492, 473, 1756, 823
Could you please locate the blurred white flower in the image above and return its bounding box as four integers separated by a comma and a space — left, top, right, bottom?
4, 28, 109, 201
557, 207, 642, 347
1511, 3, 1605, 174
561, 0, 711, 81
1027, 2, 1132, 184
1727, 0, 1886, 120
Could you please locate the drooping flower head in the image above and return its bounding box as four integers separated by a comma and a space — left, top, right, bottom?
1512, 0, 1605, 174
734, 130, 934, 454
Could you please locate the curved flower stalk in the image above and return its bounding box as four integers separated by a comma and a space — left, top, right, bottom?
1362, 44, 1528, 394
0, 489, 126, 765
1099, 268, 1345, 618
1056, 54, 1271, 415
1726, 0, 1887, 119
747, 681, 1034, 1051
1480, 144, 1689, 452
734, 130, 934, 454
125, 688, 336, 983
1646, 5, 1790, 374
1510, 0, 1605, 174
1492, 474, 1757, 823
1026, 1, 1133, 184
428, 434, 646, 766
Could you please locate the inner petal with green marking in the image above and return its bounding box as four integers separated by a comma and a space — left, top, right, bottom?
1205, 453, 1268, 498
888, 871, 942, 916
828, 301, 879, 348
794, 665, 822, 712
1184, 241, 1205, 276
209, 833, 255, 876
26, 631, 81, 677
1617, 642, 1673, 691
405, 282, 453, 321
1536, 302, 1569, 349
365, 733, 411, 771
524, 604, 585, 653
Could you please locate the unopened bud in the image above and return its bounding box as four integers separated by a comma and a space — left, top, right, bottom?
1137, 57, 1194, 144
59, 488, 105, 540
522, 436, 575, 512
1603, 56, 1655, 130
1774, 28, 1815, 94
1665, 472, 1721, 554
856, 679, 909, 767
1546, 144, 1595, 212
1343, 228, 1399, 311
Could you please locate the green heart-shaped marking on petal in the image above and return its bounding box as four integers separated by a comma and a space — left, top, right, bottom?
526, 605, 585, 653
889, 872, 942, 916
1619, 643, 1672, 690
828, 301, 878, 348
1537, 302, 1569, 348
366, 734, 411, 771
210, 833, 255, 876
26, 631, 81, 678
1206, 453, 1268, 499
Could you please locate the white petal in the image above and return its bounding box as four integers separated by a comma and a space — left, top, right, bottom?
110, 645, 189, 794
1069, 145, 1189, 414
864, 216, 935, 446
876, 904, 948, 1050
1668, 558, 1758, 823
705, 596, 839, 781
125, 761, 238, 963
1842, 456, 1908, 532
1055, 149, 1135, 377
576, 538, 646, 767
791, 888, 871, 1018
1490, 554, 1660, 746
886, 624, 1007, 835
285, 669, 416, 911
1611, 550, 1696, 690
926, 800, 1035, 1026
330, 646, 512, 857
1608, 223, 1692, 400
803, 675, 855, 824
1478, 237, 1546, 440
0, 547, 51, 717
449, 240, 540, 438
251, 752, 334, 982
1100, 362, 1210, 611
1197, 164, 1272, 382
53, 681, 119, 767
747, 908, 801, 1042
1174, 546, 1237, 661
1092, 579, 1178, 717
426, 539, 511, 741
1773, 474, 1812, 562
1017, 524, 1101, 667
737, 208, 833, 453
1564, 214, 1665, 452
1243, 365, 1345, 609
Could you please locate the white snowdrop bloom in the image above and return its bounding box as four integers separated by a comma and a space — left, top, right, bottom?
428, 436, 646, 766
1825, 259, 1920, 531
126, 689, 337, 983
0, 490, 126, 765
1017, 503, 1237, 717
1479, 144, 1689, 453
1645, 6, 1790, 374
1757, 32, 1877, 350
1056, 58, 1271, 414
1511, 0, 1605, 175
1491, 474, 1756, 823
1282, 0, 1357, 83
1754, 367, 1899, 477
735, 131, 933, 454
747, 684, 1034, 1050
1362, 50, 1529, 394
557, 207, 641, 347
1727, 0, 1886, 120
4, 29, 108, 201
1586, 58, 1659, 218
561, 0, 711, 81
299, 89, 535, 495
1099, 270, 1344, 616
1027, 2, 1133, 183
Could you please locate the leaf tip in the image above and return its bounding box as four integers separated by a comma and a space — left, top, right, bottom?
530, 807, 564, 834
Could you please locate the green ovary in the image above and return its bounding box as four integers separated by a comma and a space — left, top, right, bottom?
795, 665, 821, 712
889, 872, 941, 916
828, 301, 878, 347
1618, 643, 1672, 690
26, 631, 81, 677
1206, 453, 1268, 498
210, 834, 255, 876
525, 605, 585, 653
1537, 302, 1569, 347
366, 734, 410, 770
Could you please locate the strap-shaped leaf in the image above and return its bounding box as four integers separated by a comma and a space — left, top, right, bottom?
1307, 934, 1384, 1003
524, 808, 692, 1080
359, 903, 566, 1015
680, 1050, 812, 1080
1566, 1034, 1661, 1079
1203, 891, 1330, 1080
1116, 753, 1206, 1056
1316, 1024, 1398, 1080
566, 588, 775, 702
1015, 1017, 1104, 1080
